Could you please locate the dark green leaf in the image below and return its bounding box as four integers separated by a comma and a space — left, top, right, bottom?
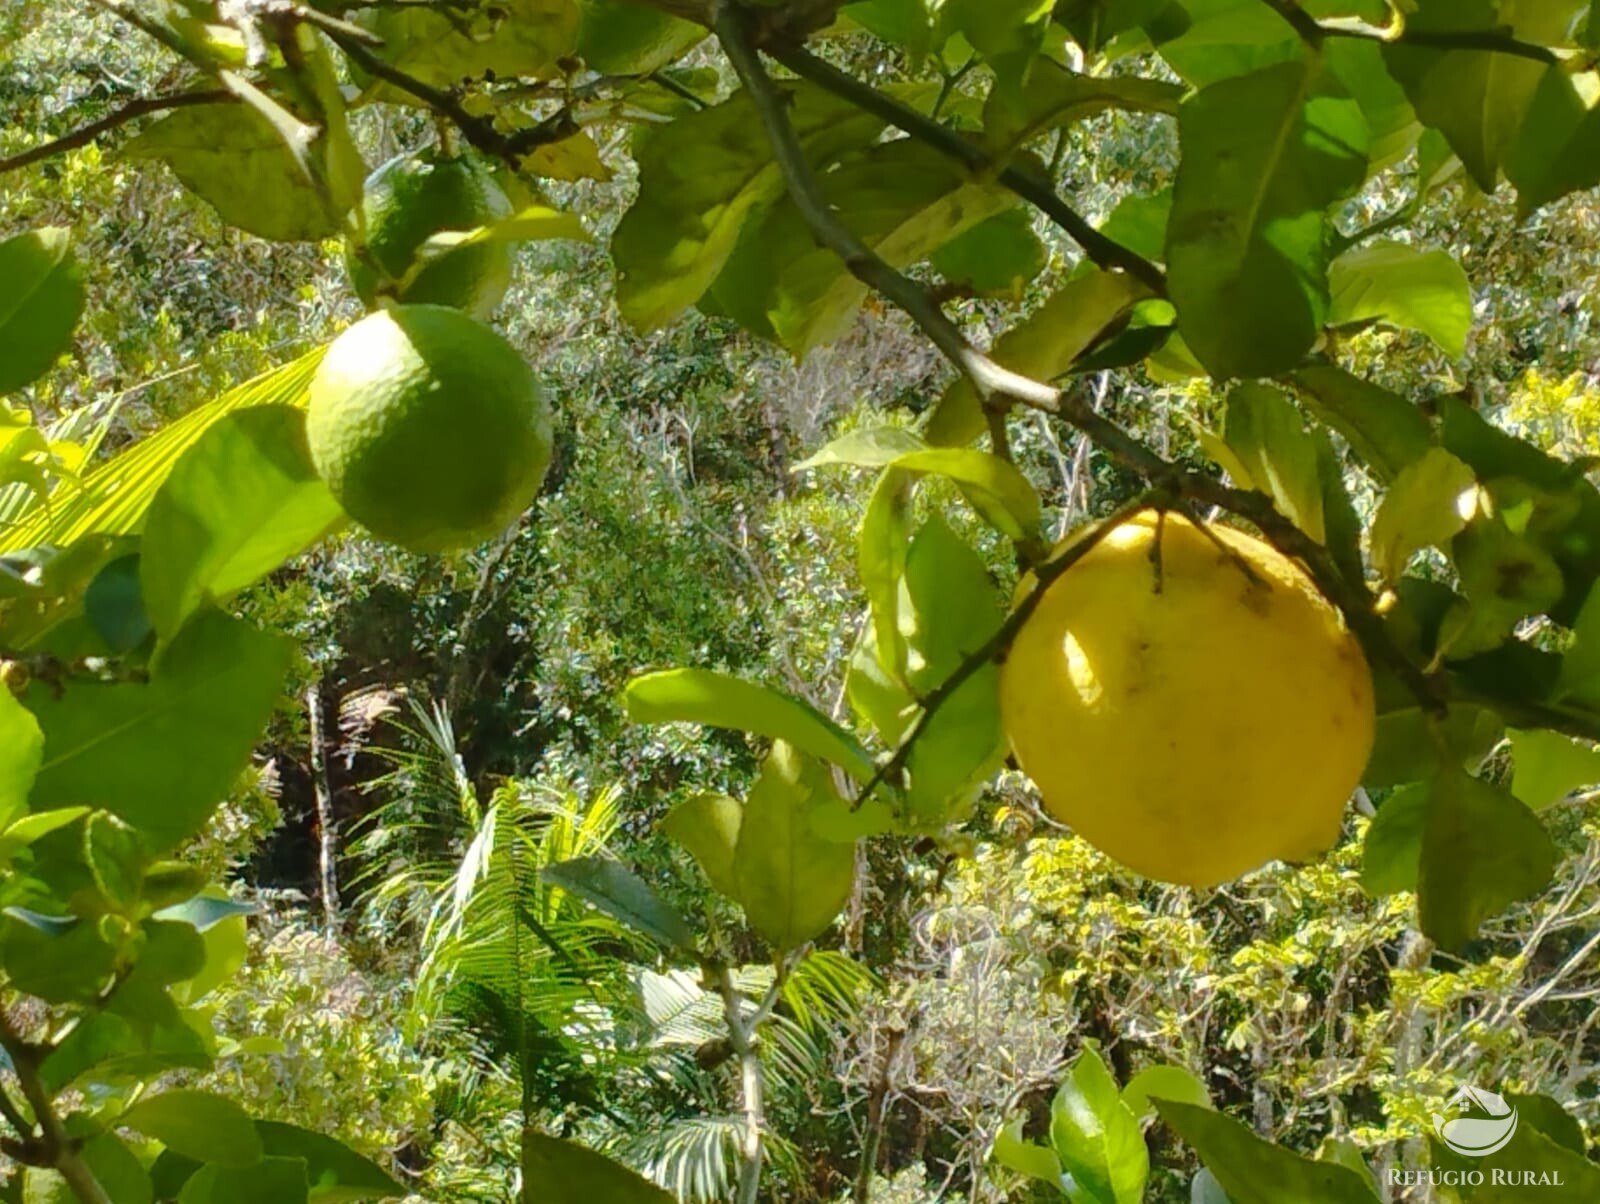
256, 1121, 408, 1202
522, 1130, 672, 1202
1, 911, 115, 1003
613, 83, 887, 329
84, 554, 151, 654
141, 405, 343, 639
1363, 704, 1502, 789
1168, 60, 1370, 379
929, 209, 1047, 295
121, 1089, 262, 1168
25, 1133, 151, 1204
40, 1008, 210, 1094
732, 742, 857, 952
1289, 365, 1433, 483
576, 0, 705, 75
1419, 772, 1555, 950
178, 1157, 310, 1204
1359, 782, 1427, 896
541, 856, 696, 951
84, 812, 144, 913
0, 228, 85, 395
623, 669, 877, 781
1506, 1094, 1587, 1156
1155, 1099, 1381, 1204
1121, 1065, 1212, 1120
981, 58, 1183, 160
942, 0, 1054, 101
25, 610, 291, 851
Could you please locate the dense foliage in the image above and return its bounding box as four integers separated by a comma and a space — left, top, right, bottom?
4, 1, 1600, 1202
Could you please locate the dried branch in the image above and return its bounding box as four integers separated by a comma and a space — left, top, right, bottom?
0, 90, 233, 175
765, 40, 1169, 294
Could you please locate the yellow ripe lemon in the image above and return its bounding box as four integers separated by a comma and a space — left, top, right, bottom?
999, 510, 1375, 887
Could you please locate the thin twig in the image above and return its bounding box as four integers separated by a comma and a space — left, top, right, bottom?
1259, 0, 1560, 64
0, 90, 233, 175
324, 29, 579, 165
765, 40, 1168, 294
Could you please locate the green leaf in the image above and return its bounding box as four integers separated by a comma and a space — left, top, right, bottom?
842, 0, 941, 60
144, 406, 344, 640
39, 1007, 209, 1094
1050, 1044, 1149, 1204
929, 209, 1047, 296
1, 912, 116, 1003
356, 0, 578, 99
1419, 772, 1555, 950
178, 1157, 310, 1204
0, 687, 43, 830
0, 228, 85, 395
84, 812, 144, 913
1359, 782, 1427, 896
1443, 518, 1567, 658
713, 139, 1016, 355
928, 270, 1150, 446
623, 669, 876, 781
124, 106, 339, 242
1121, 1065, 1212, 1120
659, 792, 743, 900
1055, 0, 1174, 55
1289, 364, 1433, 483
1430, 1113, 1600, 1202
409, 205, 591, 269
1510, 729, 1600, 811
1362, 704, 1502, 789
141, 405, 343, 639
1191, 1168, 1232, 1204
541, 855, 696, 951
1382, 0, 1549, 194
1167, 60, 1370, 379
25, 610, 291, 851
522, 1130, 673, 1203
25, 1133, 152, 1204
1557, 584, 1600, 705
793, 426, 927, 471
1507, 1093, 1587, 1156
943, 0, 1054, 100
990, 1116, 1064, 1186
85, 554, 152, 654
613, 82, 887, 329
121, 1089, 262, 1168
1144, 0, 1302, 87
732, 741, 857, 952
1223, 383, 1327, 543
1328, 240, 1472, 357
859, 468, 914, 681
1370, 448, 1477, 584
981, 58, 1184, 160
255, 1121, 407, 1202
577, 0, 705, 75
1504, 66, 1600, 214
899, 518, 1007, 822
1155, 1099, 1382, 1204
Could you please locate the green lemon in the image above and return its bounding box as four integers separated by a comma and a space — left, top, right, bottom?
307, 306, 553, 553
344, 149, 514, 318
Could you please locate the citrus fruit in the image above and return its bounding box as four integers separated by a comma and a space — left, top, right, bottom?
999, 510, 1374, 887
307, 305, 552, 553
344, 149, 514, 319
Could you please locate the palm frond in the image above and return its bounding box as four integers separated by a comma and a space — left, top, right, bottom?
0, 347, 323, 551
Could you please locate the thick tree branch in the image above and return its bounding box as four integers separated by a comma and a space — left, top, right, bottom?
0, 1012, 112, 1204
765, 40, 1168, 294
0, 90, 233, 176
